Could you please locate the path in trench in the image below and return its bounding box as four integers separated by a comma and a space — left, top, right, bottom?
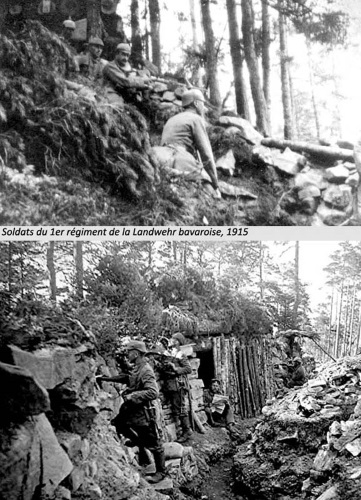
199, 455, 246, 500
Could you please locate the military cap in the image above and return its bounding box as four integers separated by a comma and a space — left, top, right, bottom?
89, 36, 104, 47
182, 89, 205, 107
125, 340, 147, 353
293, 357, 302, 364
171, 332, 186, 346
63, 19, 76, 30
116, 43, 131, 54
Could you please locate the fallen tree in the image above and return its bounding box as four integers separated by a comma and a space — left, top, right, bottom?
261, 138, 355, 162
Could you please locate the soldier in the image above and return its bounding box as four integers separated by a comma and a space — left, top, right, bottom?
288, 357, 306, 388
158, 333, 193, 443
160, 89, 221, 199
203, 378, 235, 431
97, 340, 166, 484
75, 36, 108, 81
103, 43, 151, 107
62, 19, 76, 44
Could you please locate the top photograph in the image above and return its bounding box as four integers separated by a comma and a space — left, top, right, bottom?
0, 0, 360, 227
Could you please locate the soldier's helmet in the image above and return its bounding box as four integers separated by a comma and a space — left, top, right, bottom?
124, 340, 147, 353
88, 36, 104, 47
182, 89, 205, 107
63, 19, 76, 30
116, 43, 131, 54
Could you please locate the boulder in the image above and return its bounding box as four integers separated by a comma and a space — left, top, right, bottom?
37, 414, 74, 497
324, 165, 350, 183
162, 91, 175, 102
346, 171, 360, 188
218, 181, 257, 199
216, 116, 263, 145
317, 202, 352, 226
0, 361, 50, 422
163, 442, 184, 459
8, 345, 77, 390
273, 147, 305, 176
294, 170, 327, 190
216, 150, 236, 177
315, 485, 339, 500
298, 185, 321, 200
0, 419, 42, 500
323, 185, 353, 210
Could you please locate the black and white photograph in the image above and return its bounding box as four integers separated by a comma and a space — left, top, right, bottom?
1, 240, 361, 499
1, 1, 361, 226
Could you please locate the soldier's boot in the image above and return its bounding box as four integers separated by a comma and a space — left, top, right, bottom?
145, 450, 166, 484
176, 415, 193, 443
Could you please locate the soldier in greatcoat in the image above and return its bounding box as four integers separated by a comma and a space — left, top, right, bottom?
97, 340, 166, 483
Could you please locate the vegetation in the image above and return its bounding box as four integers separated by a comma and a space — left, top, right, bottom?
0, 241, 312, 357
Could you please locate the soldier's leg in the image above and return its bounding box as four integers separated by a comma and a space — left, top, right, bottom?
167, 391, 183, 439
136, 425, 166, 483
177, 389, 193, 443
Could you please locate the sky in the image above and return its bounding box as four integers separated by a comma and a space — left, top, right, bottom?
118, 0, 361, 142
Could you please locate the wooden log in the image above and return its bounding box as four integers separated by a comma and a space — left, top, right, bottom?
240, 344, 252, 417
248, 342, 263, 411
237, 344, 249, 418
261, 138, 355, 162
231, 339, 243, 416
243, 345, 257, 416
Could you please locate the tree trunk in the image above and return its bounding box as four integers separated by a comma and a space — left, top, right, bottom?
278, 0, 294, 139
306, 36, 321, 141
293, 241, 300, 328
200, 0, 222, 109
87, 0, 102, 39
130, 0, 143, 65
226, 0, 248, 117
327, 287, 335, 355
355, 302, 361, 355
335, 283, 344, 358
8, 242, 13, 295
189, 0, 203, 87
262, 0, 271, 121
241, 0, 269, 135
347, 281, 356, 355
47, 242, 57, 302
74, 242, 84, 300
259, 242, 264, 300
148, 0, 161, 72
261, 138, 355, 162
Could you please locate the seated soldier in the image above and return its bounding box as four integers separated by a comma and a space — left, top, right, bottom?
203, 378, 235, 431
103, 42, 151, 108
288, 357, 306, 388
75, 36, 108, 81
159, 89, 221, 199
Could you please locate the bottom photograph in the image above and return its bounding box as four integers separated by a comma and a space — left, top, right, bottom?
1, 240, 360, 500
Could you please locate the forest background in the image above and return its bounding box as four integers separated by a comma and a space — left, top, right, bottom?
1, 241, 361, 368
114, 0, 361, 141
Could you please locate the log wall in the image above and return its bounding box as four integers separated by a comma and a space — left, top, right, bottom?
213, 335, 275, 418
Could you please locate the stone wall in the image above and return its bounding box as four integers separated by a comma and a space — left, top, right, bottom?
0, 343, 204, 500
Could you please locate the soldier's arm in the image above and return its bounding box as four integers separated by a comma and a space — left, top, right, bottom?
129, 366, 159, 404
192, 117, 219, 190
103, 63, 148, 90
97, 373, 129, 384
174, 354, 192, 376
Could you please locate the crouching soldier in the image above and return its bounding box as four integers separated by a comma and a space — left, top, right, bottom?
157, 333, 193, 443
97, 340, 166, 483
155, 89, 221, 199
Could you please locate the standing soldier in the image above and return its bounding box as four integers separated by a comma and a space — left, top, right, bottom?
97, 340, 166, 484
159, 333, 193, 443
